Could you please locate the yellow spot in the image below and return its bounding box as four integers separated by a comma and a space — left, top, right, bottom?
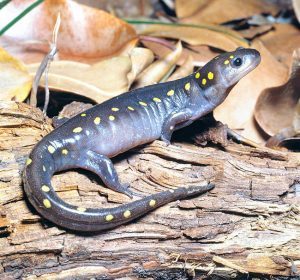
153, 97, 161, 102
94, 117, 101, 125
149, 199, 156, 207
43, 199, 51, 208
230, 55, 234, 59
202, 78, 207, 85
48, 145, 55, 154
105, 214, 114, 221
123, 210, 131, 218
224, 60, 230, 65
208, 72, 214, 80
111, 107, 119, 112
109, 115, 115, 121
128, 106, 135, 111
139, 101, 147, 106
195, 72, 200, 79
185, 82, 191, 91
77, 207, 86, 212
57, 116, 63, 119
41, 185, 50, 192
43, 165, 46, 172
73, 127, 82, 133
167, 89, 175, 96
81, 113, 86, 117
26, 158, 32, 166
62, 149, 68, 155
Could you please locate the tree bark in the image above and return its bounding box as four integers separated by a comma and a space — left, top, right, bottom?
0, 101, 299, 280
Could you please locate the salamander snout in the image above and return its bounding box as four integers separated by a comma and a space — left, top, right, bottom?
220, 47, 261, 87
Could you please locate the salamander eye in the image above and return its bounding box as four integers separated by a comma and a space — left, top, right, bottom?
233, 57, 242, 67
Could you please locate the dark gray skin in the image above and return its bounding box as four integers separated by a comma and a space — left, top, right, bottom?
23, 47, 261, 232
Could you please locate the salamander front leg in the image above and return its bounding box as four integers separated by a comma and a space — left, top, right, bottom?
83, 150, 134, 198
160, 108, 193, 145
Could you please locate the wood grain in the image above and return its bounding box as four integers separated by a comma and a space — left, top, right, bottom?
0, 101, 299, 279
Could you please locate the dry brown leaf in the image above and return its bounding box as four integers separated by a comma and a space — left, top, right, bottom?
26, 56, 132, 103
176, 0, 278, 24
214, 40, 288, 143
140, 24, 249, 51
254, 49, 300, 136
142, 40, 219, 67
0, 0, 137, 63
293, 0, 300, 23
168, 55, 194, 81
259, 23, 300, 68
238, 25, 274, 40
175, 0, 203, 18
26, 47, 154, 103
0, 47, 32, 102
134, 41, 182, 88
127, 47, 154, 84
76, 0, 154, 18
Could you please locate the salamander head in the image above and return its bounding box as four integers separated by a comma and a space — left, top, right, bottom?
194, 47, 261, 103
216, 47, 261, 87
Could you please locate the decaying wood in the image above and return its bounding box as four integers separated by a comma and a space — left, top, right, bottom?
0, 101, 299, 280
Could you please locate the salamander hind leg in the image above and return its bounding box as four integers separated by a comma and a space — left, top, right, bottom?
81, 150, 134, 198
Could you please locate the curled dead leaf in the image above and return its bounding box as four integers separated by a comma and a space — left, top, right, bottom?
168, 54, 194, 81
127, 48, 154, 84
0, 47, 32, 102
0, 0, 137, 62
176, 0, 278, 24
255, 49, 300, 136
134, 41, 182, 88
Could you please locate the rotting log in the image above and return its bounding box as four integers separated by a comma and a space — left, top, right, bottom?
0, 101, 299, 280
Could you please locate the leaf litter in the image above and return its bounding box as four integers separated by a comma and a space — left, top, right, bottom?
0, 0, 299, 151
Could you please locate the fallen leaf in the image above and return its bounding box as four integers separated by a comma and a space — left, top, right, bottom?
139, 23, 249, 50
142, 40, 219, 67
76, 0, 154, 18
214, 40, 288, 143
0, 0, 137, 63
259, 23, 300, 68
134, 41, 182, 88
255, 49, 300, 136
26, 47, 154, 104
168, 54, 194, 81
0, 47, 32, 102
26, 56, 133, 103
175, 0, 203, 18
238, 25, 274, 40
127, 47, 154, 84
293, 0, 300, 23
176, 0, 279, 24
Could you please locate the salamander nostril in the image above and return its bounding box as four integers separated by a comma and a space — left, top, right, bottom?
233, 57, 242, 67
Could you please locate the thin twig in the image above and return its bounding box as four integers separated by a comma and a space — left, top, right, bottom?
29, 13, 61, 112
43, 13, 60, 114
0, 0, 44, 36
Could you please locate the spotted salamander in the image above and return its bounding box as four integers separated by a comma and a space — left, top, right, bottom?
23, 47, 261, 232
